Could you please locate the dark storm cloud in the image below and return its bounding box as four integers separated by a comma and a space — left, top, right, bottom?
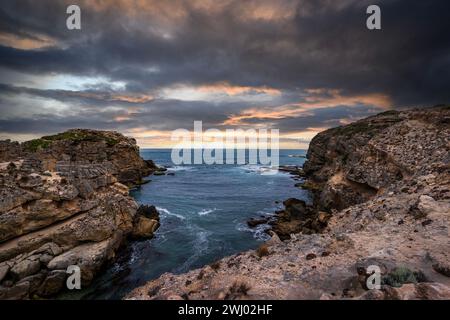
0, 0, 449, 143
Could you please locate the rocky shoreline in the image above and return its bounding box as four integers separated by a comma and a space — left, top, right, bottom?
126, 105, 450, 300
0, 129, 160, 299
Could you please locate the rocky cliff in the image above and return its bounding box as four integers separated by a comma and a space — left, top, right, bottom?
1, 129, 157, 186
0, 130, 159, 299
127, 105, 450, 300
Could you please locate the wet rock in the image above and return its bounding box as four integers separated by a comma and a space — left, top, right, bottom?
137, 205, 160, 221
247, 217, 269, 228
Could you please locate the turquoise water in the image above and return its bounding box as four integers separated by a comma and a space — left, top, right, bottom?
79, 149, 309, 299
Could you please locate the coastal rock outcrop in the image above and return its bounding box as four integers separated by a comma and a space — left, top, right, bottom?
4, 129, 157, 186
0, 129, 159, 299
126, 105, 449, 300
303, 107, 449, 211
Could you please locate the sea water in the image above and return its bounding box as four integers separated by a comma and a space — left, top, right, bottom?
69, 149, 309, 299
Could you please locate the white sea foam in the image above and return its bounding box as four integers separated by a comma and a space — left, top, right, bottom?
197, 208, 218, 216
167, 166, 194, 172
236, 222, 271, 241
238, 165, 280, 175
156, 207, 186, 220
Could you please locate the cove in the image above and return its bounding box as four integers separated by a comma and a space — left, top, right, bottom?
60, 149, 309, 299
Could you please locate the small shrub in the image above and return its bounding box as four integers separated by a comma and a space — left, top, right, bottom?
210, 261, 221, 271
23, 139, 52, 152
382, 267, 427, 287
225, 281, 251, 300
256, 244, 270, 258
197, 269, 205, 280
42, 131, 119, 145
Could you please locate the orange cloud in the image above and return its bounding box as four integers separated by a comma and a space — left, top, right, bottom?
109, 94, 154, 103
223, 89, 392, 126
0, 32, 57, 50
84, 0, 293, 21
197, 82, 281, 96
61, 91, 153, 104
124, 127, 316, 149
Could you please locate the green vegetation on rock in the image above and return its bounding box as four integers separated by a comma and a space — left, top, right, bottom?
382, 267, 427, 287
23, 130, 120, 152
42, 131, 119, 146
23, 139, 52, 152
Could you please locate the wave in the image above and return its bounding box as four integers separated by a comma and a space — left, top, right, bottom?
167, 166, 194, 172
236, 222, 271, 242
156, 207, 186, 220
197, 208, 218, 216
238, 165, 280, 175
288, 154, 306, 158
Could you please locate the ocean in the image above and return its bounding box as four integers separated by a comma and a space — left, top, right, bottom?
66, 149, 309, 299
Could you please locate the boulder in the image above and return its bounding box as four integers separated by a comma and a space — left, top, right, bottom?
37, 270, 67, 297
137, 205, 160, 221
10, 259, 41, 280
131, 217, 160, 239
47, 237, 120, 285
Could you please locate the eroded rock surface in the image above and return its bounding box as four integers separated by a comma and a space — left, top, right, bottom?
126, 106, 449, 300
0, 129, 159, 299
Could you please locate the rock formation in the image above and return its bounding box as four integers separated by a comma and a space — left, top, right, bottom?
0, 129, 159, 299
3, 129, 157, 186
126, 105, 450, 300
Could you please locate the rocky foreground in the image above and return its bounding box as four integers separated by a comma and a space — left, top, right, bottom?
127, 105, 450, 300
0, 129, 159, 299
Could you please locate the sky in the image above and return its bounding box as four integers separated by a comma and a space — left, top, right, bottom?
0, 0, 449, 148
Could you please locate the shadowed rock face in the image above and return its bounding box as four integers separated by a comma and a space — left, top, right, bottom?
303, 106, 450, 211
126, 106, 450, 301
0, 129, 159, 299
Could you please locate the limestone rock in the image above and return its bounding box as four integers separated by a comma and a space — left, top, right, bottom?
0, 129, 160, 299
47, 237, 121, 284
131, 217, 160, 239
